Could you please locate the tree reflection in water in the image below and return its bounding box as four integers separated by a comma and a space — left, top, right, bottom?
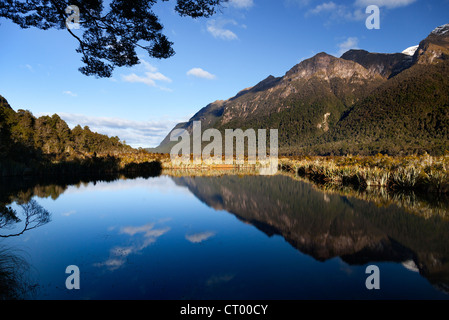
0, 200, 51, 238
0, 246, 37, 300
0, 200, 50, 299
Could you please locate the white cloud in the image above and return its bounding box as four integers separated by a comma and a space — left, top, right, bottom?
139, 59, 158, 72
187, 68, 216, 80
207, 19, 239, 40
308, 1, 337, 14
122, 59, 172, 90
354, 0, 417, 9
63, 90, 77, 97
307, 0, 415, 23
228, 0, 254, 8
307, 2, 365, 21
122, 72, 171, 87
49, 112, 183, 148
337, 37, 359, 56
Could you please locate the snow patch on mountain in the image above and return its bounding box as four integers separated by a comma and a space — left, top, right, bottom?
431, 23, 449, 36
402, 45, 418, 56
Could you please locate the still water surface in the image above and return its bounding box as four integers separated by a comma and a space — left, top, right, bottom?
1, 174, 448, 299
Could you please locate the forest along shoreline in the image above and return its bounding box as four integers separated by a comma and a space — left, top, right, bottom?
1, 153, 449, 221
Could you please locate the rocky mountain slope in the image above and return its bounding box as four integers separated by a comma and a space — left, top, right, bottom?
155, 24, 449, 156
340, 49, 413, 78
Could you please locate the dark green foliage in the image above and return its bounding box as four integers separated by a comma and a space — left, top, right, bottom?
310, 61, 449, 156
0, 95, 164, 177
0, 97, 12, 158
0, 96, 132, 162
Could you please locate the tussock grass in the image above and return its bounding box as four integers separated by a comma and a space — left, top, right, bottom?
279, 154, 449, 194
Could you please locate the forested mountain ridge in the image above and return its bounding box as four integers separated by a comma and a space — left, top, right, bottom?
0, 95, 162, 177
0, 95, 132, 158
155, 23, 449, 156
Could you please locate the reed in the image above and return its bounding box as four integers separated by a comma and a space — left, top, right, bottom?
280, 154, 449, 194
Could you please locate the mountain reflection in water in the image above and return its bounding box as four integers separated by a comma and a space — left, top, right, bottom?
171, 175, 449, 294
0, 173, 448, 299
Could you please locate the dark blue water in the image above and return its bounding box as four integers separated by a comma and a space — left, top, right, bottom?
1, 174, 448, 300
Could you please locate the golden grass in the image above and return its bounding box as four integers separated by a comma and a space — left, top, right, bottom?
278, 154, 449, 193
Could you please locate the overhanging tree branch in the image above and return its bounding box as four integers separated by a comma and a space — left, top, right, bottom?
0, 0, 227, 77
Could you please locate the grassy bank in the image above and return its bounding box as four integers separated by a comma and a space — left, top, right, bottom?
156, 153, 449, 195
4, 149, 448, 195
278, 154, 449, 194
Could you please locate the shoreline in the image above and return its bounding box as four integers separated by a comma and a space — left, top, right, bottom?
2, 153, 448, 195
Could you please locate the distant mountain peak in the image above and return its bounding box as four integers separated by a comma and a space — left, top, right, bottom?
414, 23, 449, 65
340, 49, 412, 79
402, 45, 419, 56
341, 49, 368, 56
431, 23, 449, 36
284, 52, 375, 81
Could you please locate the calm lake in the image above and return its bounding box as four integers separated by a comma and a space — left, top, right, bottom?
1, 173, 449, 300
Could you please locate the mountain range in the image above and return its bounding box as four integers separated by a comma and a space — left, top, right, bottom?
154, 23, 449, 156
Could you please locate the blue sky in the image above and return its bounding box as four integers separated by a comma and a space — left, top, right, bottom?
1, 0, 448, 147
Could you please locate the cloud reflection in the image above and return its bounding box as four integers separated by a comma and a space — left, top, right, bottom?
95, 222, 170, 271
185, 232, 215, 244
